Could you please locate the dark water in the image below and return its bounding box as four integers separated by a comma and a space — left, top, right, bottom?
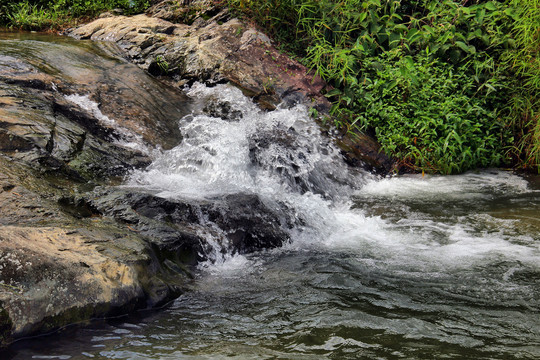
1, 33, 539, 359
4, 172, 539, 360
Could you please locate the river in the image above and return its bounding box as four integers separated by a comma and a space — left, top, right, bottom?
1, 33, 539, 360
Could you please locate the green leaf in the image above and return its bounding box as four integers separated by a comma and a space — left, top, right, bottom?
476, 8, 486, 24
484, 2, 497, 11
403, 56, 414, 68
325, 88, 342, 97
388, 32, 401, 48
455, 41, 470, 53
386, 80, 398, 91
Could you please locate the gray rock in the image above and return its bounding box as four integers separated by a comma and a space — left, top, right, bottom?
0, 35, 195, 346
67, 13, 330, 111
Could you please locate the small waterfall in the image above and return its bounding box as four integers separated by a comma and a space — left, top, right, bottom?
126, 83, 539, 273
126, 83, 372, 263
128, 83, 366, 199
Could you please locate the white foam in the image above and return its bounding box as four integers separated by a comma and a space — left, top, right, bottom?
358, 170, 530, 201
65, 94, 115, 126
125, 83, 539, 274
312, 202, 540, 273
65, 93, 152, 155
198, 253, 257, 276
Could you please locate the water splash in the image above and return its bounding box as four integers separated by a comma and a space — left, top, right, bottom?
64, 93, 154, 155
128, 83, 362, 201
125, 83, 539, 278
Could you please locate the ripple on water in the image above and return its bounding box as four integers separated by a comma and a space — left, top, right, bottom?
0, 69, 538, 359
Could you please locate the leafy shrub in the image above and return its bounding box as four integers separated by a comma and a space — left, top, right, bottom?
335, 50, 510, 173
228, 0, 538, 173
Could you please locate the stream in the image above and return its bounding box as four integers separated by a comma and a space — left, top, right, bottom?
1, 33, 539, 359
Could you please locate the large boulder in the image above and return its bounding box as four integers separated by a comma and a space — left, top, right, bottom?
67, 4, 394, 171
68, 12, 330, 112
0, 36, 196, 345
0, 157, 189, 345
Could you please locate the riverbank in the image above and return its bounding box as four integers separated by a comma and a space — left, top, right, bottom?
0, 2, 391, 345
3, 0, 538, 174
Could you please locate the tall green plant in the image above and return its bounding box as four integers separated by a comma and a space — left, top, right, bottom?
504, 0, 540, 172
228, 0, 522, 174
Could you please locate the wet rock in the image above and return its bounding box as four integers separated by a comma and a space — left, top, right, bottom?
85, 189, 204, 266
248, 127, 308, 191
0, 35, 195, 346
0, 226, 146, 340
0, 179, 190, 345
0, 81, 149, 182
85, 188, 291, 259
247, 124, 359, 198
204, 193, 291, 253
337, 132, 395, 175
68, 12, 330, 111
0, 36, 190, 151
202, 97, 242, 121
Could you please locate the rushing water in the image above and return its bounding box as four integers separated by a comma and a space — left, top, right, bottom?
2, 35, 540, 359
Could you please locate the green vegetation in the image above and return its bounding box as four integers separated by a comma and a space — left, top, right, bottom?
1, 0, 537, 174
227, 0, 539, 174
0, 0, 149, 30
503, 0, 540, 171
155, 54, 170, 74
